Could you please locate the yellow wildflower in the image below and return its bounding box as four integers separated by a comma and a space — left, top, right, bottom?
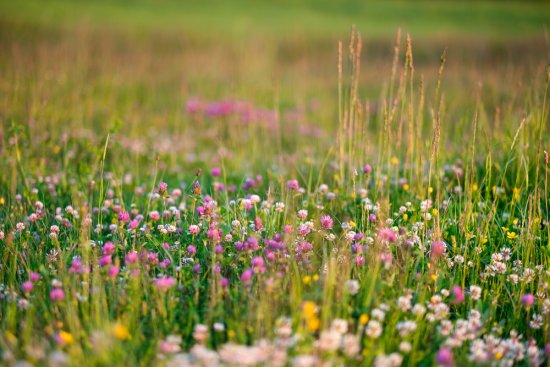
58, 331, 74, 345
513, 188, 520, 201
301, 301, 317, 320
306, 317, 320, 332
112, 323, 130, 340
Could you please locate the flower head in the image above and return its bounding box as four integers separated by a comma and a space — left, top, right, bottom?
435, 347, 454, 367
320, 215, 334, 230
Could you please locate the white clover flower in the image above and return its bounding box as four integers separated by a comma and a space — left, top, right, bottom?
469, 285, 482, 300
412, 304, 426, 317
399, 341, 411, 353
318, 184, 329, 194
371, 308, 385, 321
213, 323, 225, 332
330, 319, 348, 334
344, 231, 356, 242
396, 320, 417, 337
342, 334, 360, 356
317, 330, 341, 352
529, 314, 543, 329
374, 352, 403, 367
397, 295, 412, 312
291, 355, 319, 367
344, 279, 360, 295
365, 320, 383, 338
275, 202, 285, 212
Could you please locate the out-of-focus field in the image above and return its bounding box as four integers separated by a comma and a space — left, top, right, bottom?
1, 0, 548, 167
0, 1, 549, 366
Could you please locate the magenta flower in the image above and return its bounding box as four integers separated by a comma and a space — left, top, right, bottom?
207, 227, 221, 243
320, 215, 334, 230
240, 268, 254, 285
147, 252, 159, 265
251, 256, 265, 269
186, 98, 203, 114
298, 241, 313, 253
287, 179, 300, 191
125, 251, 139, 265
108, 265, 120, 279
450, 285, 464, 304
129, 219, 140, 230
50, 288, 65, 302
99, 255, 112, 267
254, 217, 263, 231
431, 240, 447, 259
355, 254, 366, 266
363, 164, 372, 174
521, 293, 534, 307
211, 167, 221, 177
69, 258, 83, 273
21, 281, 33, 293
435, 347, 454, 367
158, 182, 168, 194
297, 224, 311, 237
154, 277, 176, 291
380, 252, 393, 266
102, 242, 115, 255
187, 245, 197, 255
378, 227, 397, 243
189, 225, 200, 236
29, 272, 40, 282
118, 211, 130, 223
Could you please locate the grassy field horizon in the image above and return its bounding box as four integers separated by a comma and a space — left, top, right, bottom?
2, 0, 550, 40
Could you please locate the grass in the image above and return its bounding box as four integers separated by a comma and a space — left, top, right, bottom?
1, 0, 549, 40
0, 1, 549, 366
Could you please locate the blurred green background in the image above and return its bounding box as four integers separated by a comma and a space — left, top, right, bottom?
1, 0, 549, 39
0, 0, 548, 174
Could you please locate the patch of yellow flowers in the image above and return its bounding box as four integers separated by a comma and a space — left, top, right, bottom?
301, 301, 320, 332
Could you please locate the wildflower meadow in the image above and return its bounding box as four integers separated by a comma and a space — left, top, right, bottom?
0, 1, 549, 366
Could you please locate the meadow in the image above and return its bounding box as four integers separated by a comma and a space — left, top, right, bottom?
0, 1, 549, 366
